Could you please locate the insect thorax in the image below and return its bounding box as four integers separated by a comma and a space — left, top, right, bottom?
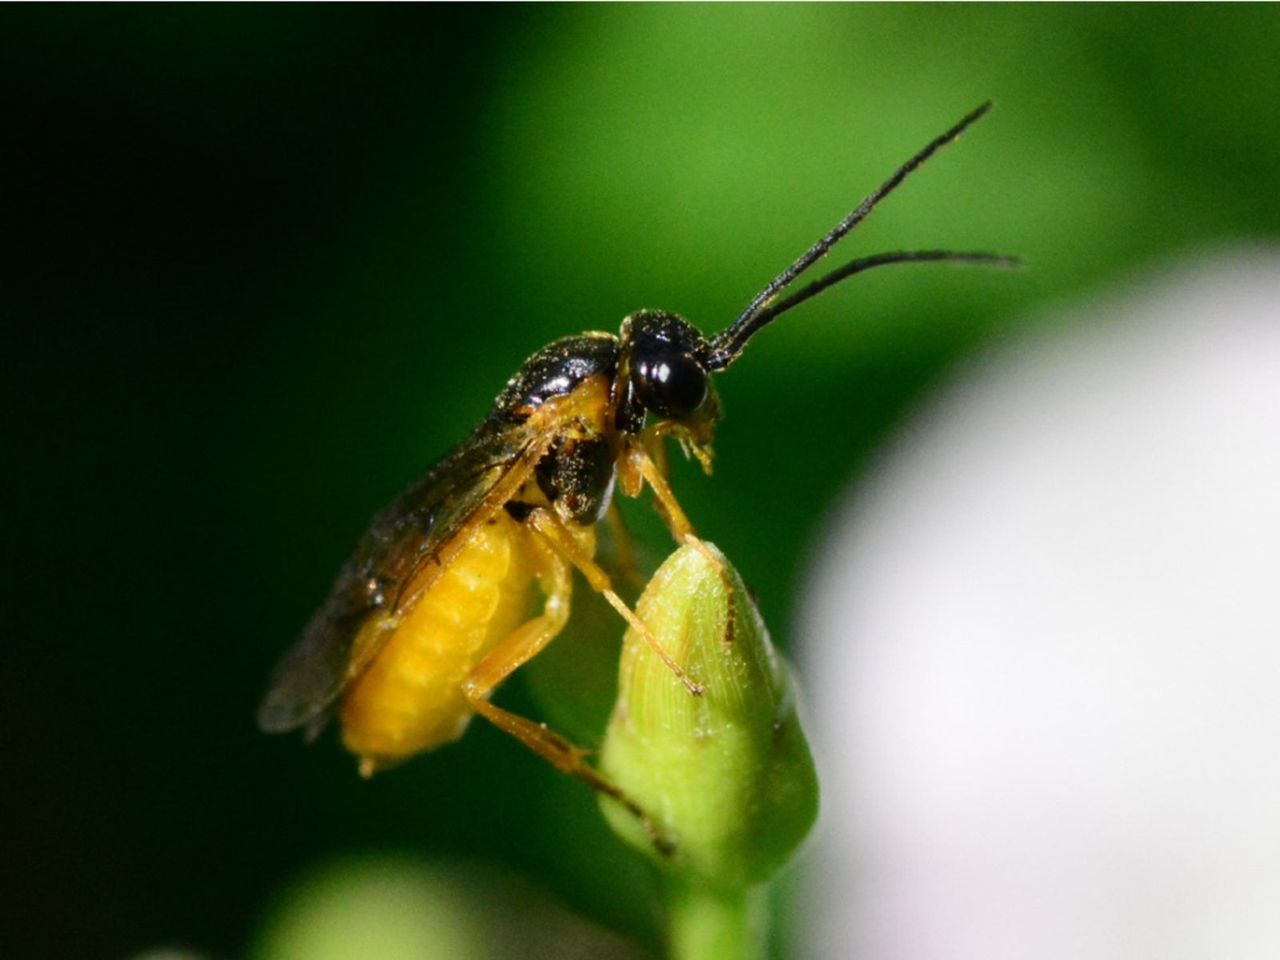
491, 333, 623, 525
535, 433, 618, 524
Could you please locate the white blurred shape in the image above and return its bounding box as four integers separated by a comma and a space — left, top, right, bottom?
801, 252, 1280, 960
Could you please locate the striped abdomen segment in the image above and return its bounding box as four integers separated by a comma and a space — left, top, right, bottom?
340, 512, 538, 774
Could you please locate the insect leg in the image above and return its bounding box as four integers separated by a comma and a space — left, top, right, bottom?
620, 440, 724, 572
620, 440, 696, 541
604, 502, 645, 591
526, 507, 705, 696
461, 546, 673, 853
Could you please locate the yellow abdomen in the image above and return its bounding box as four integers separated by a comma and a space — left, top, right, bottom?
340, 512, 537, 774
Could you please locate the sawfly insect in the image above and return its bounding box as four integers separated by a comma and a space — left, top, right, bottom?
258, 102, 1014, 831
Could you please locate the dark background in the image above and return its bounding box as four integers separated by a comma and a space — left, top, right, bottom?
5, 7, 1280, 958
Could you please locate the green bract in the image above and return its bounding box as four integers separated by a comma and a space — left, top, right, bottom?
600, 542, 818, 890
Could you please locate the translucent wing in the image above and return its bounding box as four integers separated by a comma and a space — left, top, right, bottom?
256, 414, 557, 736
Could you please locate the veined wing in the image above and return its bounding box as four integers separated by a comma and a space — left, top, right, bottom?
256, 414, 557, 736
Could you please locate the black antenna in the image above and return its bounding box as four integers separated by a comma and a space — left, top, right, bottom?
706, 101, 1004, 370
737, 249, 1019, 342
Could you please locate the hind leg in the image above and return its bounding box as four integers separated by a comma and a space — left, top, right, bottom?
461, 541, 671, 852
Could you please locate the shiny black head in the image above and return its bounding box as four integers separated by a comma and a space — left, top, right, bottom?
623, 310, 713, 422
615, 309, 720, 439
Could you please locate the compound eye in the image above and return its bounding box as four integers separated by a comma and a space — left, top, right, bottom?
633, 350, 708, 419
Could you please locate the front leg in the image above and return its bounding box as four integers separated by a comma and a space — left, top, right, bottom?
619, 436, 699, 545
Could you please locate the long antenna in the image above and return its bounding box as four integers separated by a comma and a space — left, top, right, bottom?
736, 249, 1019, 341
706, 101, 998, 370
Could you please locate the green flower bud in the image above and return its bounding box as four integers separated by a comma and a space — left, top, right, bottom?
599, 541, 819, 890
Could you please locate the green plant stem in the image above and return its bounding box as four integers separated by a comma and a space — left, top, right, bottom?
667, 880, 768, 960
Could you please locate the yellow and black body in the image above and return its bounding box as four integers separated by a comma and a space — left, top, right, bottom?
259, 323, 717, 787
257, 103, 1014, 830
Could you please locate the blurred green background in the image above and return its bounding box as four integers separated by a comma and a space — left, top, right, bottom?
6, 6, 1280, 959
